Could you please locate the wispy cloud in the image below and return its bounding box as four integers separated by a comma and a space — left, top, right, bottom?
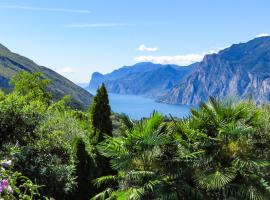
256, 33, 270, 38
138, 44, 158, 52
64, 23, 129, 28
0, 5, 91, 14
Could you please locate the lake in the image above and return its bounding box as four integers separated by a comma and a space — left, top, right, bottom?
88, 89, 191, 120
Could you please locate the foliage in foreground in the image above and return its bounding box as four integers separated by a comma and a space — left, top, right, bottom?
0, 72, 95, 199
95, 98, 270, 200
0, 158, 44, 199
2, 71, 270, 200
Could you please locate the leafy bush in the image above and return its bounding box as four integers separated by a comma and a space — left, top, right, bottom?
0, 157, 45, 200
14, 99, 89, 199
0, 93, 46, 146
0, 72, 94, 199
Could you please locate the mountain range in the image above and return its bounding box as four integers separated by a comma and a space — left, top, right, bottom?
89, 36, 270, 105
161, 36, 270, 105
0, 44, 92, 109
88, 62, 196, 98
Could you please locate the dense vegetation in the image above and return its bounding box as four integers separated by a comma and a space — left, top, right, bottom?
1, 71, 270, 199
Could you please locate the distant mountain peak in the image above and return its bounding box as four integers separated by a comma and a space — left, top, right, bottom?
92, 72, 104, 76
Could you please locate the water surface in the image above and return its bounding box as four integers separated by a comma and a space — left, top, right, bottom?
88, 89, 191, 120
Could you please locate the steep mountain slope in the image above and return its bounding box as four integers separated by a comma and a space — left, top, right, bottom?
89, 62, 196, 98
160, 36, 270, 105
0, 44, 92, 109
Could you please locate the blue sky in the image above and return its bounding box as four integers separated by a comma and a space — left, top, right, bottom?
0, 0, 270, 82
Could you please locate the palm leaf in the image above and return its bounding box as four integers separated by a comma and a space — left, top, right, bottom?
197, 170, 236, 190
94, 175, 117, 188
91, 188, 114, 200
232, 158, 270, 171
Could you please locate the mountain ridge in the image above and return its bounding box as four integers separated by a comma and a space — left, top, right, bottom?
160, 36, 270, 105
88, 62, 197, 98
0, 43, 93, 109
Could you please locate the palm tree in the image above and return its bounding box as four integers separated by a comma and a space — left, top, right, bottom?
92, 112, 204, 200
189, 97, 270, 199
91, 98, 270, 200
92, 112, 169, 199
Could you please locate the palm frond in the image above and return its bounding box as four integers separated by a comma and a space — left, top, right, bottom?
119, 114, 134, 132
197, 170, 236, 190
97, 137, 127, 158
243, 186, 265, 200
93, 175, 117, 188
232, 158, 270, 171
91, 188, 114, 200
126, 170, 155, 181
127, 188, 145, 200
260, 178, 270, 193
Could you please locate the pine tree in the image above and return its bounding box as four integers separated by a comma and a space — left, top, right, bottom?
90, 83, 113, 142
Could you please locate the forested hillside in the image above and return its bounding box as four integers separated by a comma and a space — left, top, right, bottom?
0, 43, 92, 109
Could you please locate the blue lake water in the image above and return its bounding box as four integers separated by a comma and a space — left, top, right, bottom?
88, 89, 191, 120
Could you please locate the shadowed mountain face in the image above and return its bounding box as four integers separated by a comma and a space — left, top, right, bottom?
0, 44, 92, 109
160, 36, 270, 105
88, 62, 197, 98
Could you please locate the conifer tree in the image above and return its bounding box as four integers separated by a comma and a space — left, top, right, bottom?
72, 137, 97, 200
90, 83, 112, 142
89, 84, 116, 195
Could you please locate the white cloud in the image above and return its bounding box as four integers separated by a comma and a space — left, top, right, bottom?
64, 23, 129, 28
134, 54, 204, 65
138, 44, 158, 52
256, 33, 270, 38
0, 5, 91, 14
56, 67, 77, 74
134, 47, 226, 65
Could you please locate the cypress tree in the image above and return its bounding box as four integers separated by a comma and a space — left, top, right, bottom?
72, 137, 97, 200
90, 83, 113, 141
90, 84, 116, 195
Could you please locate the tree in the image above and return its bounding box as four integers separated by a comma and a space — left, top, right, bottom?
189, 97, 270, 199
14, 99, 85, 199
94, 99, 270, 200
0, 72, 49, 146
89, 84, 115, 197
10, 71, 51, 104
90, 83, 112, 142
72, 137, 97, 200
93, 113, 199, 199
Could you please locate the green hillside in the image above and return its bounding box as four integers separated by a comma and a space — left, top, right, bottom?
0, 44, 92, 109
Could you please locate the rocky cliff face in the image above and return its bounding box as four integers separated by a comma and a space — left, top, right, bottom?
89, 62, 196, 98
160, 36, 270, 105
